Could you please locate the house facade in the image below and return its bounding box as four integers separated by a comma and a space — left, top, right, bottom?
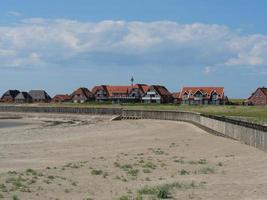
91, 85, 109, 102
172, 92, 181, 104
71, 87, 94, 103
180, 87, 225, 105
92, 84, 149, 103
1, 90, 20, 103
29, 90, 51, 103
142, 85, 173, 103
246, 87, 267, 106
15, 92, 33, 103
52, 94, 71, 103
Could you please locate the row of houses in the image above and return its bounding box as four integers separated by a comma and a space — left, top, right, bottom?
0, 84, 227, 105
0, 85, 266, 105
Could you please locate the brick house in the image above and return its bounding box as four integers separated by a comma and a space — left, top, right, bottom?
71, 87, 94, 103
172, 92, 181, 104
180, 87, 225, 105
52, 94, 71, 103
142, 85, 173, 103
1, 90, 20, 103
246, 87, 267, 106
92, 84, 149, 103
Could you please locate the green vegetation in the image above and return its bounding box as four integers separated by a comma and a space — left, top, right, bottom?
91, 169, 103, 175
138, 181, 199, 199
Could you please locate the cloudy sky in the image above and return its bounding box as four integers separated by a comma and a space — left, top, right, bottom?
0, 0, 267, 98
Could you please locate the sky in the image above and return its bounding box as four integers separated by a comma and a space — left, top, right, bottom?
0, 0, 267, 98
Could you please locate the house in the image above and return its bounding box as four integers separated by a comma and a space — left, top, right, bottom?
107, 84, 149, 103
172, 92, 181, 104
52, 94, 71, 103
91, 85, 109, 102
1, 90, 20, 103
14, 92, 33, 103
246, 87, 267, 106
29, 90, 51, 103
71, 87, 94, 103
180, 87, 225, 105
142, 85, 173, 103
92, 84, 149, 103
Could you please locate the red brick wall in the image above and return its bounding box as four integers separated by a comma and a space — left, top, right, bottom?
248, 89, 267, 106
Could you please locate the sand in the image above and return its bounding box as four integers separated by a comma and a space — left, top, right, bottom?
0, 112, 267, 200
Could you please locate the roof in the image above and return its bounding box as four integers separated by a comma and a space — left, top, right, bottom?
71, 87, 93, 99
15, 92, 32, 100
103, 84, 149, 97
260, 87, 267, 96
180, 87, 224, 99
29, 90, 51, 100
52, 94, 71, 101
1, 90, 20, 99
149, 85, 172, 97
247, 87, 267, 101
91, 85, 108, 94
172, 92, 181, 99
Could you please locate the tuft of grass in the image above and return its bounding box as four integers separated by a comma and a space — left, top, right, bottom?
197, 167, 215, 174
91, 169, 103, 175
127, 169, 139, 177
142, 162, 157, 170
179, 169, 190, 175
12, 195, 19, 200
188, 159, 207, 165
138, 181, 199, 199
142, 169, 151, 173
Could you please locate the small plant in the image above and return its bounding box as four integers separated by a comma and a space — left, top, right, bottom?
180, 169, 190, 175
217, 162, 223, 166
102, 172, 109, 178
47, 175, 55, 180
91, 169, 103, 175
127, 169, 139, 177
143, 169, 151, 173
64, 188, 70, 193
12, 195, 19, 200
142, 162, 157, 169
198, 167, 215, 174
118, 196, 130, 200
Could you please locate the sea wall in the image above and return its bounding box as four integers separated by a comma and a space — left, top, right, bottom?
122, 109, 267, 152
0, 105, 266, 151
0, 105, 122, 115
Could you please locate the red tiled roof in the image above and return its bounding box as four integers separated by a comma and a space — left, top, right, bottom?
91, 85, 108, 94
71, 87, 93, 98
92, 84, 149, 97
260, 87, 267, 97
149, 85, 172, 97
180, 87, 224, 99
52, 94, 71, 102
172, 92, 181, 99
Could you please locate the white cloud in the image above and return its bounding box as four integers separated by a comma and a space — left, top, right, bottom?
7, 11, 22, 17
0, 18, 267, 73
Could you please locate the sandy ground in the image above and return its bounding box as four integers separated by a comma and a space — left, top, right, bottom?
0, 112, 267, 200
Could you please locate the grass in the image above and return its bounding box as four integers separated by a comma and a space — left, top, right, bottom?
12, 102, 267, 124
138, 181, 199, 199
91, 169, 103, 175
196, 167, 215, 174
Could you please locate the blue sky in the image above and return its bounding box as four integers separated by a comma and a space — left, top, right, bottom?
0, 0, 267, 98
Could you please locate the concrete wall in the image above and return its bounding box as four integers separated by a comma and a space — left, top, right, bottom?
0, 106, 122, 115
122, 109, 267, 152
0, 105, 266, 152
